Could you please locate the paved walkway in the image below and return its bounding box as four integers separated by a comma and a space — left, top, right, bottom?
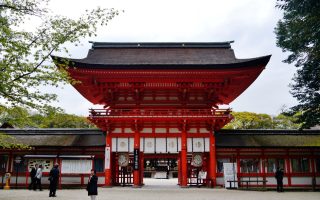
1, 179, 319, 200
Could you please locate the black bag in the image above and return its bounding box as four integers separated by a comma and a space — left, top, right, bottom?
48, 176, 53, 181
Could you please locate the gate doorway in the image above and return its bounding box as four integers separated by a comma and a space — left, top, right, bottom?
143, 154, 179, 187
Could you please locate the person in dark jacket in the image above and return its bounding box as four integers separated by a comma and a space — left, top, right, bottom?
49, 163, 60, 197
275, 167, 284, 192
28, 164, 38, 190
87, 169, 98, 200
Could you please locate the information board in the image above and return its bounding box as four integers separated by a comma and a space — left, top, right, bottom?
223, 163, 238, 188
61, 160, 92, 174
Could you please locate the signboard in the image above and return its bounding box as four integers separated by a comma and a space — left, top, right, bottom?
61, 160, 92, 174
223, 163, 238, 188
198, 171, 207, 180
28, 159, 53, 172
133, 148, 139, 170
105, 147, 111, 169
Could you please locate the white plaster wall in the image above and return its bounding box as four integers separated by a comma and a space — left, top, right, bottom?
124, 128, 133, 133
129, 138, 134, 152
141, 128, 152, 133
204, 138, 209, 152
113, 128, 122, 133
199, 128, 209, 133
156, 138, 166, 153
169, 128, 180, 133
167, 138, 178, 153
291, 177, 312, 185
187, 138, 192, 152
192, 138, 205, 152
144, 138, 155, 153
111, 138, 117, 152
61, 177, 81, 184
155, 128, 166, 133
117, 138, 129, 152
189, 128, 197, 133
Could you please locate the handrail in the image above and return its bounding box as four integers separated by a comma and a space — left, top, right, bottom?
89, 108, 231, 118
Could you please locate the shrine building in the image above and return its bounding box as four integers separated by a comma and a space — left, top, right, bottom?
0, 42, 319, 189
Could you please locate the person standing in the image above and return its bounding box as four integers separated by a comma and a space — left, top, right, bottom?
28, 164, 37, 190
34, 164, 43, 191
49, 163, 60, 197
275, 167, 284, 192
87, 169, 98, 200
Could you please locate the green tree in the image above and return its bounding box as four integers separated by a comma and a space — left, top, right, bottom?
0, 106, 35, 128
223, 111, 299, 129
32, 108, 95, 128
275, 0, 320, 128
224, 112, 273, 129
0, 0, 119, 111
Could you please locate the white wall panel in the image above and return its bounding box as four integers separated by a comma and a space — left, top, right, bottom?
124, 128, 133, 133
193, 138, 204, 152
204, 138, 209, 152
144, 138, 155, 153
140, 138, 144, 151
200, 128, 209, 133
129, 138, 134, 153
155, 128, 166, 133
178, 137, 181, 152
167, 138, 178, 153
113, 128, 122, 133
141, 128, 152, 133
187, 138, 192, 152
117, 138, 129, 152
112, 138, 117, 152
169, 128, 180, 133
291, 177, 312, 185
156, 138, 166, 153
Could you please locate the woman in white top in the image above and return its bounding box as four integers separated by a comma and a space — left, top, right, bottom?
34, 164, 43, 191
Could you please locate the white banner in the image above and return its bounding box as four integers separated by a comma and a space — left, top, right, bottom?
105, 147, 110, 169
61, 160, 92, 174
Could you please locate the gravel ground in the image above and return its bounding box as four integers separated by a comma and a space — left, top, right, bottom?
0, 179, 319, 200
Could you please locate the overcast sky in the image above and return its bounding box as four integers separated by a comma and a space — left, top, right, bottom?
45, 0, 297, 116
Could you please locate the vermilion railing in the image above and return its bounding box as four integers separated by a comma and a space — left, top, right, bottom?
89, 108, 231, 118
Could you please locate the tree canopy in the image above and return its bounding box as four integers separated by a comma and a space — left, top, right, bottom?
0, 0, 119, 111
223, 111, 300, 130
0, 106, 94, 128
275, 0, 320, 128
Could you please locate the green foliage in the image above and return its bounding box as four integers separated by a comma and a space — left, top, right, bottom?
223, 111, 300, 129
0, 0, 119, 111
0, 106, 95, 128
275, 0, 320, 128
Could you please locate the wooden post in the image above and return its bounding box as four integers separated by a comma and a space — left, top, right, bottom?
209, 131, 216, 187
133, 128, 141, 187
181, 126, 188, 187
105, 133, 112, 186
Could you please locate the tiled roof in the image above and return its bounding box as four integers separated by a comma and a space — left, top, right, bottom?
1, 129, 319, 148
52, 42, 271, 69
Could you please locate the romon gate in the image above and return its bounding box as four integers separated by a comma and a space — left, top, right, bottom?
53, 42, 270, 187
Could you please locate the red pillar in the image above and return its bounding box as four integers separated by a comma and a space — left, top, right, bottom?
209, 131, 216, 187
181, 128, 188, 187
105, 133, 112, 186
133, 130, 141, 187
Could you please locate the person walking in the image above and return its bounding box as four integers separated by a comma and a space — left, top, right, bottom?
34, 164, 43, 191
275, 167, 284, 192
28, 164, 37, 190
49, 163, 60, 197
87, 169, 98, 200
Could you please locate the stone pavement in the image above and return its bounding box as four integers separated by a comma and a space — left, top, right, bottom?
1, 179, 319, 200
